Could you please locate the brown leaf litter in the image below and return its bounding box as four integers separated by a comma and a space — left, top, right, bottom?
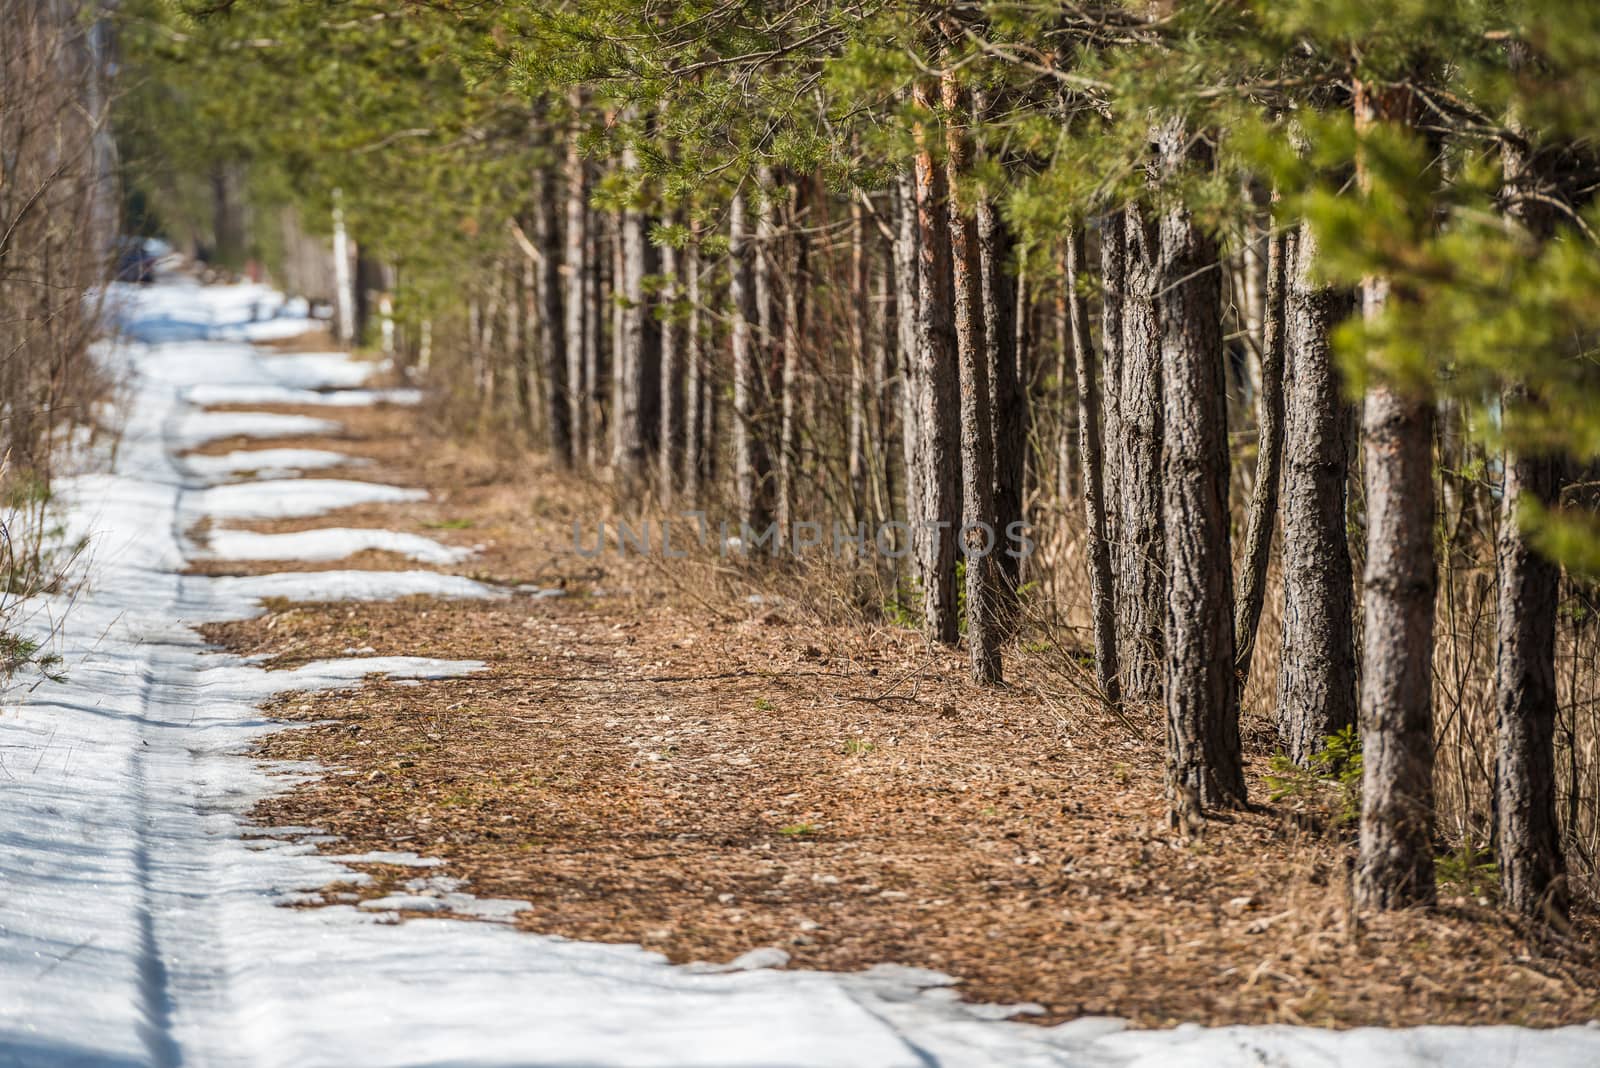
189, 401, 1600, 1029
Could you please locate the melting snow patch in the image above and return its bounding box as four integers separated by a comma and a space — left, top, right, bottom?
334, 852, 446, 869
176, 409, 342, 447
203, 570, 502, 612
183, 447, 363, 480
202, 527, 476, 565
189, 478, 426, 520
251, 352, 393, 390
360, 895, 452, 913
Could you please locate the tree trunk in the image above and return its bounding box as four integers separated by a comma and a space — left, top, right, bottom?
1099, 214, 1124, 581
1355, 81, 1438, 912
1277, 222, 1358, 764
563, 119, 589, 464
974, 87, 1024, 625
912, 81, 961, 644
848, 196, 869, 528
535, 167, 572, 465
873, 240, 899, 529
1234, 226, 1288, 678
331, 188, 355, 347
613, 135, 659, 486
1357, 363, 1438, 909
945, 71, 1001, 683
730, 187, 772, 532
1494, 102, 1564, 921
1055, 268, 1078, 502
682, 235, 704, 501
894, 171, 922, 560
510, 250, 533, 435
1117, 205, 1165, 706
584, 210, 607, 468
1066, 226, 1121, 706
978, 186, 1023, 625
756, 168, 782, 511
659, 233, 683, 506
1495, 446, 1563, 918
1158, 125, 1244, 813
776, 177, 808, 548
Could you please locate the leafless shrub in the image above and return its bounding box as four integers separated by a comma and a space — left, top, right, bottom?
0, 0, 115, 681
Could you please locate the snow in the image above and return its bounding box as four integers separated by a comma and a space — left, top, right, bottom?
3, 279, 1596, 1067
254, 352, 394, 390
200, 527, 476, 565
204, 569, 502, 614
175, 409, 342, 447
183, 447, 363, 480
187, 478, 426, 520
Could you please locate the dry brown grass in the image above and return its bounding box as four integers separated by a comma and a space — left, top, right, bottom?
185, 403, 1600, 1028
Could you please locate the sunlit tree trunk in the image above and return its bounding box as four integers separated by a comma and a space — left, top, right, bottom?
848, 197, 869, 527
1354, 80, 1438, 911
1117, 205, 1165, 706
775, 176, 808, 548
730, 187, 772, 532
1494, 102, 1565, 921
1066, 227, 1121, 706
1277, 222, 1357, 763
894, 171, 922, 563
682, 235, 705, 501
659, 231, 683, 506
945, 71, 1001, 683
1158, 123, 1244, 812
974, 86, 1024, 627
613, 134, 659, 486
912, 79, 960, 644
563, 114, 590, 463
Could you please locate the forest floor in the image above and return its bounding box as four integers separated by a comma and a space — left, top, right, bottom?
188, 338, 1600, 1031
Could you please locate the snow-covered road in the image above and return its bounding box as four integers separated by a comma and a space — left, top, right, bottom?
1, 280, 1595, 1067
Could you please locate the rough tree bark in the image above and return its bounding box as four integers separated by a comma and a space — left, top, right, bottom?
1066, 226, 1122, 707
894, 171, 922, 556
1357, 323, 1438, 909
534, 165, 572, 465
755, 167, 781, 489
1494, 104, 1565, 920
682, 236, 705, 501
613, 134, 660, 486
1117, 205, 1166, 706
730, 187, 772, 532
1495, 446, 1563, 917
945, 71, 1001, 683
974, 86, 1024, 625
1355, 81, 1438, 911
1100, 214, 1125, 579
873, 242, 899, 530
658, 232, 683, 506
563, 117, 589, 464
584, 209, 608, 467
1233, 226, 1288, 678
1158, 125, 1245, 812
776, 178, 808, 548
1277, 222, 1358, 764
848, 196, 869, 528
912, 80, 961, 644
977, 213, 1022, 604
